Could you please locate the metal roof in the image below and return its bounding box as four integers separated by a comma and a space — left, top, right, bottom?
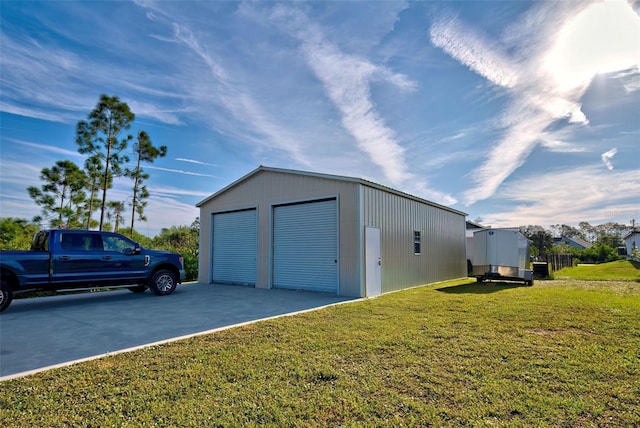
196, 165, 467, 216
623, 229, 640, 240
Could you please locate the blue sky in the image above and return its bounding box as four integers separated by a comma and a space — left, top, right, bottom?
1, 0, 639, 237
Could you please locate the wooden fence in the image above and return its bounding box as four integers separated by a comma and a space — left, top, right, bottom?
546, 254, 575, 271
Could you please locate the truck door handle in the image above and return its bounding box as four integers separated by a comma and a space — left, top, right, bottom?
102, 256, 112, 261
58, 256, 70, 261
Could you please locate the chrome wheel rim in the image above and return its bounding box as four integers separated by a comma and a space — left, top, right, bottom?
156, 274, 174, 292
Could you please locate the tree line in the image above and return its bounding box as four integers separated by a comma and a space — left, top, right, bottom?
2, 216, 634, 280
519, 222, 634, 263
27, 94, 166, 235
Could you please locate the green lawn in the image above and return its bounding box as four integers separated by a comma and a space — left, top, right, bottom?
555, 260, 640, 281
1, 278, 639, 427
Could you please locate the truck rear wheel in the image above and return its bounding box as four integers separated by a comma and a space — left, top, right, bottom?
149, 269, 177, 296
1, 280, 13, 313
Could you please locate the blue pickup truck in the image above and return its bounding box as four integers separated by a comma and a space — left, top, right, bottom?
0, 229, 185, 312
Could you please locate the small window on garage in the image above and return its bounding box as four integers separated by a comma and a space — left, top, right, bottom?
413, 230, 421, 255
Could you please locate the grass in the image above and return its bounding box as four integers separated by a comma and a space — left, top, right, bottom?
555, 259, 640, 281
1, 278, 639, 426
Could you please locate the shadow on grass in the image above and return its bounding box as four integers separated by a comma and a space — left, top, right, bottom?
436, 281, 530, 294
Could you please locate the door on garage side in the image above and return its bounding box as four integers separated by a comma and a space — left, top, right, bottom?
365, 226, 382, 297
212, 209, 257, 285
272, 199, 338, 293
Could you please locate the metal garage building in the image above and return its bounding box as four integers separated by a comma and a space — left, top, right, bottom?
196, 166, 467, 298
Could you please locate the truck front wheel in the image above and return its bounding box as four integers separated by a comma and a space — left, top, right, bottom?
150, 270, 177, 296
1, 280, 13, 313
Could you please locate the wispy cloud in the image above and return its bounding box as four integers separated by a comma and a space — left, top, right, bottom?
134, 1, 315, 166
481, 165, 640, 227
615, 68, 640, 93
138, 1, 442, 197
267, 4, 417, 187
0, 5, 186, 126
93, 185, 200, 234
430, 16, 518, 88
4, 138, 81, 158
539, 138, 588, 153
169, 22, 228, 82
143, 195, 200, 232
0, 160, 42, 187
175, 158, 219, 167
601, 148, 617, 171
143, 165, 216, 177
430, 1, 640, 205
147, 185, 212, 198
439, 131, 468, 143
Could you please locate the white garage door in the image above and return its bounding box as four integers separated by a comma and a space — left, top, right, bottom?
273, 199, 337, 293
212, 209, 257, 285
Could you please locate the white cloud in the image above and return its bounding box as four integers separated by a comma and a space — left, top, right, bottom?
462, 114, 543, 203
0, 7, 189, 127
126, 100, 184, 126
175, 158, 219, 167
5, 139, 82, 158
601, 148, 618, 171
147, 185, 211, 198
430, 16, 519, 89
139, 195, 200, 235
481, 165, 640, 227
143, 165, 217, 177
170, 23, 228, 82
132, 2, 454, 205
614, 67, 640, 93
268, 4, 417, 187
538, 136, 588, 153
431, 1, 640, 206
133, 2, 317, 167
0, 160, 42, 187
91, 185, 200, 236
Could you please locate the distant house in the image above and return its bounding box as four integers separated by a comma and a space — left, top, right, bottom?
623, 230, 640, 257
553, 236, 593, 250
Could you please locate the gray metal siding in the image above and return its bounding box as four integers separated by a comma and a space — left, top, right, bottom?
198, 168, 465, 298
272, 199, 337, 293
212, 209, 257, 285
198, 170, 361, 296
361, 185, 466, 292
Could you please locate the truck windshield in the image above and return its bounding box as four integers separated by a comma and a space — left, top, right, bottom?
30, 231, 49, 252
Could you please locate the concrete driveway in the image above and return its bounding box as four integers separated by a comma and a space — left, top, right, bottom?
0, 283, 356, 380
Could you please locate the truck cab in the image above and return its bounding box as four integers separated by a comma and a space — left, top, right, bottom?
1, 229, 185, 312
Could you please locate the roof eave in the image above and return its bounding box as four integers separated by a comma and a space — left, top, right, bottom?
196, 165, 467, 217
195, 165, 264, 207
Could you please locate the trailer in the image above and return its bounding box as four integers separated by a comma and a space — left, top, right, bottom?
469, 228, 533, 285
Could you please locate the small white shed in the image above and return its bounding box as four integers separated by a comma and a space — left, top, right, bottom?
469, 228, 533, 285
